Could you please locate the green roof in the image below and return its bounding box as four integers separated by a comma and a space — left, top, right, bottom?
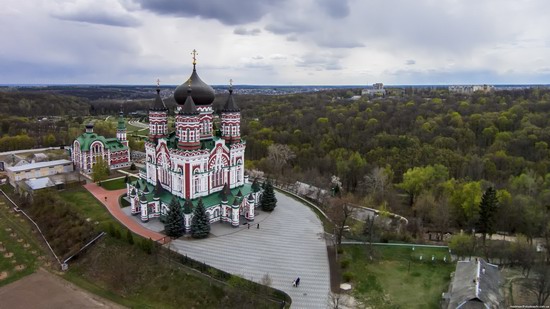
131, 178, 252, 211
76, 132, 128, 151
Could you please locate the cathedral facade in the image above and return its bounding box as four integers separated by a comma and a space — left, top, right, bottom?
127, 58, 259, 231
72, 112, 130, 173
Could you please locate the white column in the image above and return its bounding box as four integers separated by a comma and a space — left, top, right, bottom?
141, 201, 148, 222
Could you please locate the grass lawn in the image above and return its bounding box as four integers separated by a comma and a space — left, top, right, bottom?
0, 196, 44, 287
58, 187, 119, 228
100, 178, 127, 190
344, 245, 454, 309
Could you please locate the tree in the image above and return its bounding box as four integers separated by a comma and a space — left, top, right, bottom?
397, 164, 448, 207
448, 233, 475, 260
164, 197, 184, 238
525, 265, 550, 306
327, 196, 356, 247
92, 157, 109, 183
126, 229, 134, 245
477, 187, 499, 246
267, 143, 295, 176
191, 198, 210, 239
260, 180, 277, 211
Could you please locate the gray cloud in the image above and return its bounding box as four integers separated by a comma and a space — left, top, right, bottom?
51, 1, 142, 27
132, 0, 281, 25
233, 27, 261, 36
405, 59, 416, 65
296, 52, 344, 71
52, 11, 142, 27
318, 0, 349, 18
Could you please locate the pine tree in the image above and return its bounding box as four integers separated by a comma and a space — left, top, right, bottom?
261, 181, 277, 211
191, 198, 210, 239
165, 197, 184, 238
477, 187, 499, 245
126, 228, 134, 245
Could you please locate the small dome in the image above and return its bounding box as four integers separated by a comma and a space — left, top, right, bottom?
174, 66, 215, 106
151, 88, 167, 111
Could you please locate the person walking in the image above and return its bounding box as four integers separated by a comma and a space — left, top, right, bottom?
296, 277, 300, 287
292, 279, 296, 287
257, 223, 260, 229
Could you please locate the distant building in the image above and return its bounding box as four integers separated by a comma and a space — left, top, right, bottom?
449, 85, 495, 94
71, 112, 130, 173
443, 258, 503, 308
362, 83, 386, 97
5, 159, 73, 186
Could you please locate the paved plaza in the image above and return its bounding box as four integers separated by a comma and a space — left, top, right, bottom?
170, 192, 331, 308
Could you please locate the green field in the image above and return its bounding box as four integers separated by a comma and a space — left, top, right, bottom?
344, 245, 454, 309
100, 177, 127, 190
58, 187, 119, 228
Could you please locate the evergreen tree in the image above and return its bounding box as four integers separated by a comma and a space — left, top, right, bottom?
477, 187, 499, 245
165, 197, 184, 238
261, 181, 277, 211
191, 198, 210, 239
126, 228, 134, 245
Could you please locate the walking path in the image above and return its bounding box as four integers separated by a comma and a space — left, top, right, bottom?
83, 183, 167, 244
170, 192, 331, 308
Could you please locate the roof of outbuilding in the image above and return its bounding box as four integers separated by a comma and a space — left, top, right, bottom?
447, 259, 503, 309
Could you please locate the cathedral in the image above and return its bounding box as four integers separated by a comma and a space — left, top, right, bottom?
127, 53, 260, 231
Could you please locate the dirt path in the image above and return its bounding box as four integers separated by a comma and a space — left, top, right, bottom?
0, 268, 125, 309
83, 183, 168, 244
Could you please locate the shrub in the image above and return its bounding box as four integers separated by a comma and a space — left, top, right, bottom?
342, 271, 354, 282
130, 163, 136, 170
340, 259, 350, 269
126, 229, 134, 245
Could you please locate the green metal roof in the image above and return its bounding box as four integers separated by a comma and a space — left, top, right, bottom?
76, 132, 128, 151
131, 178, 252, 211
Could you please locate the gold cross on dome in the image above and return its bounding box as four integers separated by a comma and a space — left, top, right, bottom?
229, 79, 233, 88
156, 78, 160, 87
191, 49, 198, 65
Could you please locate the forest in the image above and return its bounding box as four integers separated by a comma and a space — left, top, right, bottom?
1, 87, 550, 239
234, 88, 550, 239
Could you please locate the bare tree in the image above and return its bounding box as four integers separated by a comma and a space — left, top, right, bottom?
260, 273, 272, 287
267, 144, 295, 176
327, 292, 342, 309
364, 166, 390, 195
327, 196, 357, 247
525, 265, 550, 306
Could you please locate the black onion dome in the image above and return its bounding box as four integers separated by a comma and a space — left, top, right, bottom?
222, 88, 240, 112
174, 67, 215, 105
151, 88, 167, 111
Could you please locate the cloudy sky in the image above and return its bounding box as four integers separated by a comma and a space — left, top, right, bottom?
1, 0, 550, 85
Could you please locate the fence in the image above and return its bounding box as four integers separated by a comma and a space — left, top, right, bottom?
0, 189, 63, 268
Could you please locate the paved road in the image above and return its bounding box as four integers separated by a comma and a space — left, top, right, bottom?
170, 192, 331, 309
83, 183, 167, 244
